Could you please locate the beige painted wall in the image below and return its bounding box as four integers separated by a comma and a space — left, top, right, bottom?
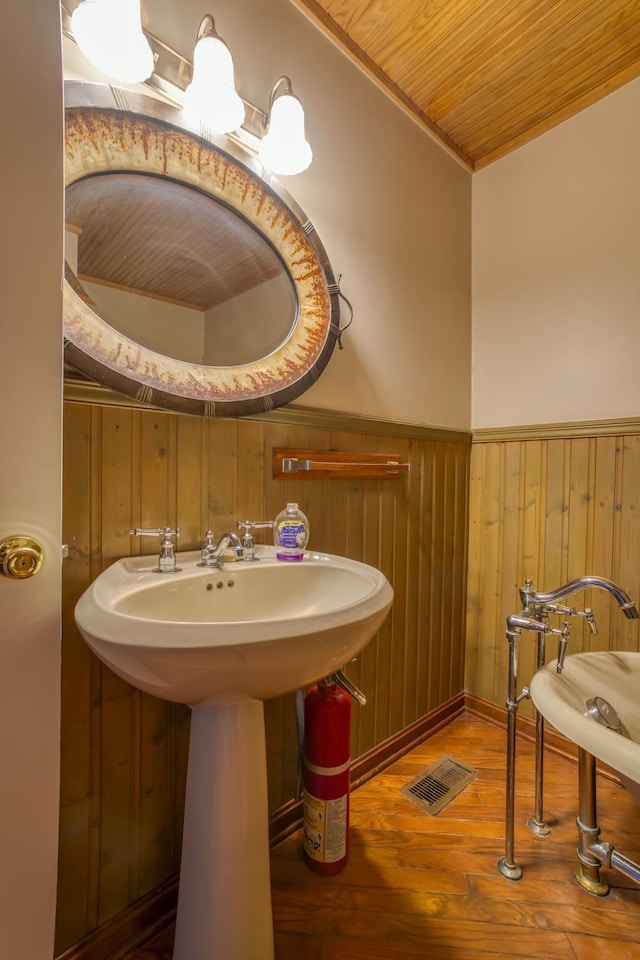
472, 77, 640, 430
65, 0, 472, 430
82, 281, 207, 362
0, 1, 63, 957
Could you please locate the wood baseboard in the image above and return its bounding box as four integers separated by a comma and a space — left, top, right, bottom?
55, 878, 178, 960
463, 692, 622, 783
351, 691, 467, 787
464, 692, 579, 760
56, 692, 466, 960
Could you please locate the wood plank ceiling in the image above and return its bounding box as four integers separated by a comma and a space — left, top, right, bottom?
292, 0, 640, 169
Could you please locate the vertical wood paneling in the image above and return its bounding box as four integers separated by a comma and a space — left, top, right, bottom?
373, 433, 395, 745
402, 438, 422, 726
589, 436, 616, 652
617, 436, 640, 652
98, 409, 137, 925
236, 420, 266, 521
543, 440, 569, 594
502, 443, 536, 696
427, 443, 445, 712
414, 442, 432, 719
387, 437, 410, 734
175, 416, 206, 549
450, 441, 470, 699
517, 440, 543, 696
474, 442, 505, 707
360, 468, 383, 752
466, 433, 640, 717
206, 419, 239, 530
57, 401, 470, 954
464, 442, 483, 698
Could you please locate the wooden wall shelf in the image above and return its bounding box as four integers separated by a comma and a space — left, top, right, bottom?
272, 448, 410, 480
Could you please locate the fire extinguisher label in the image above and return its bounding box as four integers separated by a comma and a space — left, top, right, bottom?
303, 790, 347, 863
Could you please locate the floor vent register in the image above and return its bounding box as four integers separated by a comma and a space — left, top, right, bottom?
400, 754, 479, 816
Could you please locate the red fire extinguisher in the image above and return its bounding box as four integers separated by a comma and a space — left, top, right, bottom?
302, 672, 364, 875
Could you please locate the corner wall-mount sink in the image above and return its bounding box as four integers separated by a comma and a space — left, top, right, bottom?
75, 545, 393, 960
529, 650, 640, 801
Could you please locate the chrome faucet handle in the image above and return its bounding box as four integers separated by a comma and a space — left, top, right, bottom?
541, 600, 599, 635
129, 526, 180, 538
237, 520, 275, 534
576, 607, 598, 635
237, 520, 275, 561
555, 621, 571, 674
541, 602, 575, 616
129, 527, 181, 574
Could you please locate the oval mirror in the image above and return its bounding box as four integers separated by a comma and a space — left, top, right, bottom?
63, 83, 340, 417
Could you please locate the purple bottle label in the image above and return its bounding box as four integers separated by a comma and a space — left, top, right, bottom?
278, 521, 305, 548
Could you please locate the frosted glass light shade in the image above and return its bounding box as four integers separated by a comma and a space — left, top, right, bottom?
258, 94, 312, 176
183, 35, 245, 134
70, 0, 154, 83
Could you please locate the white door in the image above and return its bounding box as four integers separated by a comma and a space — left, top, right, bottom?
0, 2, 64, 957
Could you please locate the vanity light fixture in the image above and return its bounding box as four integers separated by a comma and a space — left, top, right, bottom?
183, 14, 245, 135
70, 0, 154, 83
64, 3, 313, 174
258, 76, 313, 176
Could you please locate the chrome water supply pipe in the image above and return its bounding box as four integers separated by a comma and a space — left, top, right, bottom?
575, 744, 640, 895
528, 611, 552, 840
498, 611, 555, 880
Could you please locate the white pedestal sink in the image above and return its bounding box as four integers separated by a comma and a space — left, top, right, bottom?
75, 546, 393, 960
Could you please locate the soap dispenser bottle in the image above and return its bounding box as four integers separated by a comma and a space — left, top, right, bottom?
273, 502, 309, 561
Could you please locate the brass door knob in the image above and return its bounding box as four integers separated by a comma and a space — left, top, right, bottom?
0, 536, 44, 579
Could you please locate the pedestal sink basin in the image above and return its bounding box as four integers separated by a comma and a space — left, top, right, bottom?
75, 545, 393, 960
76, 546, 393, 704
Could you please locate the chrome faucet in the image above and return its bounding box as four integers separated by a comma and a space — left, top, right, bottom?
499, 574, 639, 884
519, 576, 639, 620
129, 527, 180, 574
198, 531, 244, 568
516, 576, 638, 676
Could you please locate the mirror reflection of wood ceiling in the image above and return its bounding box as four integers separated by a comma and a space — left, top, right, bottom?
292, 0, 640, 169
66, 174, 283, 310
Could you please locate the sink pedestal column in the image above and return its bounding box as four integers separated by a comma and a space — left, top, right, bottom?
173, 698, 274, 960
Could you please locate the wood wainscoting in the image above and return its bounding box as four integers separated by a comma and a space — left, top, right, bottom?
56, 400, 470, 956
466, 429, 640, 718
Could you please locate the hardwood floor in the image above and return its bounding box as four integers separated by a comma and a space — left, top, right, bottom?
128, 714, 640, 959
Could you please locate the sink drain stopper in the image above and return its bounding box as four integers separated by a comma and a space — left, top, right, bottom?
585, 696, 622, 732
